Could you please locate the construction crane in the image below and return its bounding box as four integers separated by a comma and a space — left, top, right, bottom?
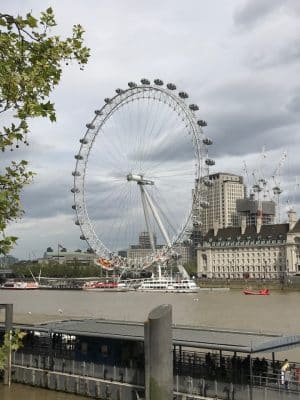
242, 148, 288, 224
271, 151, 287, 223
250, 147, 269, 221
242, 161, 251, 197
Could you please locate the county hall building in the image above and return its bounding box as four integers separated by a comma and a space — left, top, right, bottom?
197, 209, 300, 280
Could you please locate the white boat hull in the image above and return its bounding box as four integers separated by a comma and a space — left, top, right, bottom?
136, 277, 200, 293
1, 281, 39, 290
137, 287, 199, 293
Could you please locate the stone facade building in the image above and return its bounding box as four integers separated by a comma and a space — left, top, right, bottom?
197, 210, 300, 279
127, 232, 163, 261
39, 250, 95, 265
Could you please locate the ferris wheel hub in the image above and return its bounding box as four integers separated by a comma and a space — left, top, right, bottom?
126, 173, 154, 185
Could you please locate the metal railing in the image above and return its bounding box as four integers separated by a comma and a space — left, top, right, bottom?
11, 351, 300, 400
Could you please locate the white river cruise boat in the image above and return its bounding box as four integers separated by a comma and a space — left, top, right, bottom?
1, 280, 39, 290
137, 276, 199, 293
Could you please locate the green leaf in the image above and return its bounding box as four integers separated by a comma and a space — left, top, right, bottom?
26, 14, 38, 28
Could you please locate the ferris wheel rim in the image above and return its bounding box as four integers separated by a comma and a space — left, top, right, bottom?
72, 80, 210, 265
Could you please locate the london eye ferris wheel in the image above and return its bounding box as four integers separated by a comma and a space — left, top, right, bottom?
71, 79, 214, 271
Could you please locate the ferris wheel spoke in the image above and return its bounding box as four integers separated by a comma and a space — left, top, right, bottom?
105, 185, 134, 251
135, 93, 163, 168
140, 97, 175, 166
137, 97, 155, 172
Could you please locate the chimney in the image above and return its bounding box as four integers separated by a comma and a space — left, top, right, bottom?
213, 220, 219, 236
288, 208, 297, 231
241, 216, 247, 235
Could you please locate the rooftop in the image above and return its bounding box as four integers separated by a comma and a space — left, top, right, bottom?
203, 222, 299, 243
2, 317, 300, 355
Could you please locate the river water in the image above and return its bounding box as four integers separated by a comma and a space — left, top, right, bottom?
0, 383, 88, 400
1, 288, 300, 399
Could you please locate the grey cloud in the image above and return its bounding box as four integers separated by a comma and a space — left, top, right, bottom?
234, 0, 285, 28
209, 110, 297, 158
21, 180, 74, 219
201, 79, 300, 158
287, 93, 300, 113
249, 38, 300, 69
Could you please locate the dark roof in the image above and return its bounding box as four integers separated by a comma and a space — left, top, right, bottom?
3, 318, 297, 354
203, 222, 297, 242
291, 220, 300, 233
208, 172, 242, 179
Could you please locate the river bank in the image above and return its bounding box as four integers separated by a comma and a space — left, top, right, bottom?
197, 276, 300, 290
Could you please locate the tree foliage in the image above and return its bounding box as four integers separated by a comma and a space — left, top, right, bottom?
0, 330, 26, 370
11, 262, 101, 278
0, 8, 90, 255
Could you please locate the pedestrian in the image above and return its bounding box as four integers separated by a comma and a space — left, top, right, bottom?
284, 368, 291, 390
281, 359, 289, 385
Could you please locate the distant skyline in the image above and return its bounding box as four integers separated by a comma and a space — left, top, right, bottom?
2, 0, 300, 259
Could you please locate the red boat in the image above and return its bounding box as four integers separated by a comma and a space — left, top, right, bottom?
82, 281, 128, 292
243, 288, 270, 295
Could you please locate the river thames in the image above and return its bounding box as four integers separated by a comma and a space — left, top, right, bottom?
1, 289, 300, 399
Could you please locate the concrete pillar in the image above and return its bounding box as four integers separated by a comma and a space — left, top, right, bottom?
144, 304, 173, 400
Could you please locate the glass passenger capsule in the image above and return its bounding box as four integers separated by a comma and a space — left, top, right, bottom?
203, 138, 213, 145
197, 120, 207, 127
166, 83, 176, 90
205, 158, 215, 166
86, 123, 95, 129
178, 91, 189, 99
128, 82, 137, 88
189, 104, 199, 111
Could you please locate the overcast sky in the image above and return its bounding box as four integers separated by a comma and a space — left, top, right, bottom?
2, 0, 300, 259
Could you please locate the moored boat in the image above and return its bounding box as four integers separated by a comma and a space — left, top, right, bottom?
243, 288, 270, 295
137, 277, 199, 293
82, 281, 129, 292
1, 280, 39, 290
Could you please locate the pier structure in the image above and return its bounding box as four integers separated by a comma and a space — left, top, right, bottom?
1, 308, 300, 399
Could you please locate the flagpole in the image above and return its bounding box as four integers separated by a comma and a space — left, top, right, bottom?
58, 243, 59, 264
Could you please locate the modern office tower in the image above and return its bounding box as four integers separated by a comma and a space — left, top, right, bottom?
139, 231, 157, 249
199, 172, 246, 233
236, 194, 276, 226
127, 232, 161, 260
